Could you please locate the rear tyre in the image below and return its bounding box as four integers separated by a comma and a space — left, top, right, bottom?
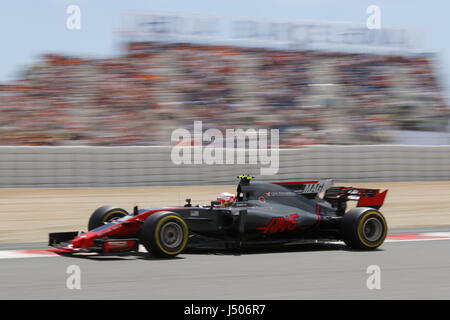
340, 208, 387, 250
88, 205, 129, 231
139, 211, 189, 258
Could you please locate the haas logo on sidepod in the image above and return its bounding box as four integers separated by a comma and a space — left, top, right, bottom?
256, 214, 299, 234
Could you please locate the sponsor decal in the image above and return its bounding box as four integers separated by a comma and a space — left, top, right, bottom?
258, 191, 296, 202
107, 241, 129, 248
190, 210, 200, 217
256, 214, 299, 233
297, 182, 326, 194
233, 202, 248, 207
103, 240, 137, 253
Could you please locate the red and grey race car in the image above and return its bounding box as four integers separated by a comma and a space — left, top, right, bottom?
49, 175, 388, 258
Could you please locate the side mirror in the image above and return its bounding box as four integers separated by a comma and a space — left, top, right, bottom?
184, 198, 192, 207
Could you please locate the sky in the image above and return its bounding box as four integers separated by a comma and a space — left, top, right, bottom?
1, 0, 449, 93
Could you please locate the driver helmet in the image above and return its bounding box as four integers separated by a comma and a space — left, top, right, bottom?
217, 192, 236, 207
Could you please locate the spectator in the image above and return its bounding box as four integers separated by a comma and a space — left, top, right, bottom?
0, 42, 448, 146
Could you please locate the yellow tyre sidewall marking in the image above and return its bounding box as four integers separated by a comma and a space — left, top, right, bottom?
154, 215, 189, 256
357, 211, 387, 248
103, 211, 126, 223
103, 210, 127, 223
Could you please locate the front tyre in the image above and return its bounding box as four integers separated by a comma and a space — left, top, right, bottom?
340, 208, 387, 250
88, 206, 129, 231
139, 211, 189, 258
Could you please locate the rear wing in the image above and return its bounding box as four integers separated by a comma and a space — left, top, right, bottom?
324, 186, 388, 209
271, 180, 334, 199
267, 178, 387, 210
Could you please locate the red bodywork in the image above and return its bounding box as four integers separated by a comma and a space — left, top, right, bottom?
357, 189, 388, 208
330, 187, 388, 208
64, 207, 180, 251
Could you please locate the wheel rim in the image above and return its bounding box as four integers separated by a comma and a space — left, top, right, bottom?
160, 222, 184, 249
362, 217, 383, 242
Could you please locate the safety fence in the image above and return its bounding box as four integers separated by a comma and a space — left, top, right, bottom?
0, 145, 449, 187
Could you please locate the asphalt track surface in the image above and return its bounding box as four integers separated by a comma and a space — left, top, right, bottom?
2, 233, 450, 299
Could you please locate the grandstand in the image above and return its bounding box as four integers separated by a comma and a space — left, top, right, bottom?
0, 42, 448, 147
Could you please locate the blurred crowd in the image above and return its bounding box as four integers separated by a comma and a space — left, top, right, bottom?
0, 42, 448, 146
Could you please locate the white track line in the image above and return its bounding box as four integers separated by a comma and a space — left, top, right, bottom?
0, 250, 59, 259
386, 238, 450, 243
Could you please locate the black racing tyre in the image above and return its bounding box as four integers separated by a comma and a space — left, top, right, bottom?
139, 211, 189, 258
88, 205, 129, 231
340, 207, 388, 250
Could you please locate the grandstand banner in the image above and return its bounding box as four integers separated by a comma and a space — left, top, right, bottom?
121, 13, 418, 52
